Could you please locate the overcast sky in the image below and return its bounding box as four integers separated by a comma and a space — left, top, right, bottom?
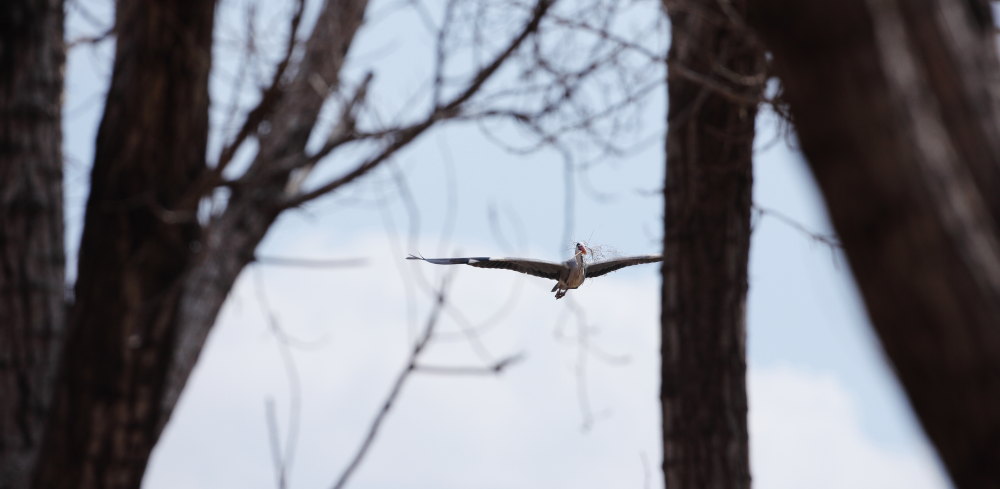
63, 0, 951, 487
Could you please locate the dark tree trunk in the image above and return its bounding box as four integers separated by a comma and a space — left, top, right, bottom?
27, 0, 370, 486
33, 1, 216, 487
748, 1, 1000, 488
0, 1, 66, 488
661, 2, 765, 488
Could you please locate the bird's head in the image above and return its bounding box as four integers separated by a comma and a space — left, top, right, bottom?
575, 242, 587, 256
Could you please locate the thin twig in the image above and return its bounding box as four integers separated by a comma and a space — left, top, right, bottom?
254, 270, 303, 489
414, 353, 525, 375
219, 3, 258, 162
432, 0, 459, 107
330, 277, 451, 489
553, 296, 628, 430
264, 398, 287, 489
640, 451, 651, 489
254, 255, 368, 269
668, 60, 763, 107
286, 0, 555, 209
752, 204, 842, 249
432, 206, 525, 343
216, 0, 307, 174
434, 135, 459, 258
66, 26, 114, 48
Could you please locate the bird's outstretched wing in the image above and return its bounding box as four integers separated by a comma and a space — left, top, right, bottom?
407, 254, 565, 281
585, 255, 662, 278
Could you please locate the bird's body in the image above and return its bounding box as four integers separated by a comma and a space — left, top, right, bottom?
407, 243, 661, 299
556, 252, 587, 293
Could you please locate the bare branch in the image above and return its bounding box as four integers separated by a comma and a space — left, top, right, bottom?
752, 204, 841, 249
66, 26, 114, 48
219, 3, 260, 157
464, 78, 661, 157
431, 206, 527, 344
254, 270, 303, 489
443, 0, 555, 113
215, 0, 307, 175
285, 72, 376, 194
553, 296, 629, 430
67, 0, 111, 32
544, 10, 664, 62
414, 353, 525, 375
286, 0, 555, 209
668, 60, 763, 107
432, 0, 460, 107
264, 398, 287, 489
253, 255, 368, 269
330, 277, 451, 489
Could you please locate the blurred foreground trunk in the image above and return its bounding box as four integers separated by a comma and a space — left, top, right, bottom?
0, 0, 66, 487
749, 1, 1000, 487
31, 1, 217, 487
661, 2, 765, 488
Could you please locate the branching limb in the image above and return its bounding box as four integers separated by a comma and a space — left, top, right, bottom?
330, 278, 451, 489
286, 0, 556, 209
66, 26, 114, 48
752, 204, 841, 249
215, 0, 307, 175
254, 270, 303, 489
414, 353, 524, 375
331, 272, 523, 489
668, 60, 763, 107
253, 255, 368, 269
264, 398, 288, 489
284, 72, 375, 195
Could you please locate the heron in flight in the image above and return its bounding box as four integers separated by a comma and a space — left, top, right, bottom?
406, 243, 662, 299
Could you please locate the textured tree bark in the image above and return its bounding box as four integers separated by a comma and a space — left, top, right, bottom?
661, 2, 764, 488
32, 1, 216, 487
0, 1, 66, 487
748, 1, 1000, 488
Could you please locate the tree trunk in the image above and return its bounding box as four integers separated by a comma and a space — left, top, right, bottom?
33, 1, 215, 487
661, 2, 765, 488
28, 1, 371, 486
0, 1, 66, 488
748, 1, 1000, 488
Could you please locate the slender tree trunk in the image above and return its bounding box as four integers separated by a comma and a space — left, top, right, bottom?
33, 1, 215, 487
0, 1, 66, 488
748, 1, 1000, 488
660, 2, 765, 488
